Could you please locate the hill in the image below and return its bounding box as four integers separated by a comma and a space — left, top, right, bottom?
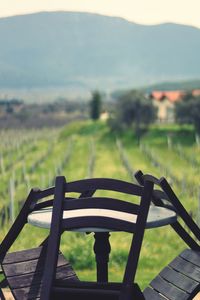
0, 11, 200, 91
143, 79, 200, 93
112, 79, 200, 98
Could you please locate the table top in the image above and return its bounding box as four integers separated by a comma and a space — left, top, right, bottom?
28, 205, 177, 232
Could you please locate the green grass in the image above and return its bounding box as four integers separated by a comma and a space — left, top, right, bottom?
0, 121, 199, 290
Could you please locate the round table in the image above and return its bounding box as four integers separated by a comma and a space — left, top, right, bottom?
28, 205, 177, 230
28, 205, 177, 282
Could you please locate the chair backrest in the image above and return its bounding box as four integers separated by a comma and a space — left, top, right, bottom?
0, 183, 73, 261
40, 176, 154, 300
0, 186, 55, 261
135, 170, 200, 251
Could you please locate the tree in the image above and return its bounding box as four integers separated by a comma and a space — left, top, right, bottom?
89, 91, 102, 120
175, 93, 200, 134
109, 90, 156, 143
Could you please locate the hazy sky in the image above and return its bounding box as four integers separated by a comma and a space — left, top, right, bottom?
1, 0, 200, 28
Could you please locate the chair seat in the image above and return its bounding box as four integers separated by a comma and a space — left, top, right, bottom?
2, 246, 79, 300
144, 249, 200, 300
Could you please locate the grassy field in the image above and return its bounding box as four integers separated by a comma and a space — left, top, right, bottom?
0, 121, 199, 290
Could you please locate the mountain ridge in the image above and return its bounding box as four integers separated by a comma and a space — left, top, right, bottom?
0, 11, 200, 91
1, 11, 200, 30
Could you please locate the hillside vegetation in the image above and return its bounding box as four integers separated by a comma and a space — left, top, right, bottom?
0, 121, 199, 289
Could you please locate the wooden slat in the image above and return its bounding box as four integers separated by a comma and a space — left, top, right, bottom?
150, 276, 189, 300
55, 281, 121, 290
2, 252, 68, 277
169, 256, 200, 282
143, 287, 167, 300
62, 216, 136, 233
160, 266, 199, 293
7, 264, 78, 289
13, 281, 122, 300
2, 247, 46, 264
180, 249, 200, 267
63, 197, 139, 214
67, 178, 143, 195
12, 274, 81, 300
13, 283, 42, 300
53, 286, 119, 298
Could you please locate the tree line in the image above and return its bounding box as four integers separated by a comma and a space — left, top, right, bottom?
175, 92, 200, 134
89, 89, 200, 142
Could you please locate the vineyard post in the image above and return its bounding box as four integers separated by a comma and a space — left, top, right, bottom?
195, 134, 200, 148
0, 153, 5, 174
9, 174, 15, 223
25, 174, 31, 194
41, 174, 46, 189
48, 171, 52, 186
116, 139, 135, 180
87, 138, 95, 178
198, 187, 200, 227
22, 160, 27, 180
181, 178, 186, 195
167, 134, 172, 150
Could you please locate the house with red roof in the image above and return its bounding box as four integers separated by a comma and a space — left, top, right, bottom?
192, 89, 200, 97
150, 90, 185, 123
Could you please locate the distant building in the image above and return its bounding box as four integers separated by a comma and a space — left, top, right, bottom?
100, 111, 109, 121
150, 89, 200, 123
150, 90, 185, 123
192, 89, 200, 97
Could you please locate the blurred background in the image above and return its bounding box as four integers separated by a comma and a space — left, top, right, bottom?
1, 0, 200, 295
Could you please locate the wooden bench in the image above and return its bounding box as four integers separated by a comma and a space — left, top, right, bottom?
135, 170, 200, 300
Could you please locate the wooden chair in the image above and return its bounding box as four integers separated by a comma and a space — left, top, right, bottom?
0, 187, 79, 300
40, 176, 154, 300
135, 170, 200, 300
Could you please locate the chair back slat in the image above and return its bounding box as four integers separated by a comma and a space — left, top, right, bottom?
66, 178, 143, 195
33, 178, 143, 209
63, 197, 139, 213
34, 187, 55, 200
62, 197, 139, 233
62, 216, 136, 233
34, 199, 53, 210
